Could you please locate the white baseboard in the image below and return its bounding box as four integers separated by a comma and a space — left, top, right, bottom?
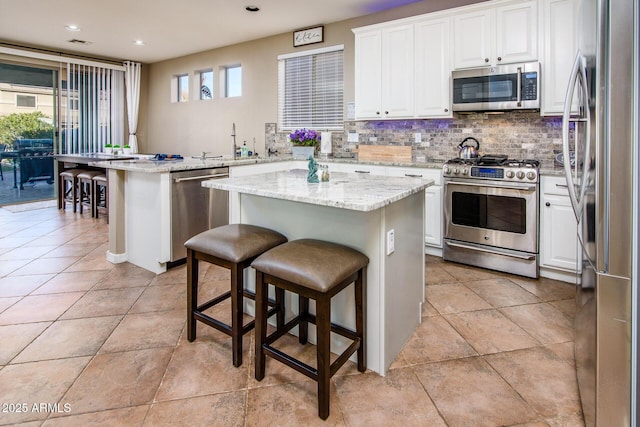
424, 245, 442, 257
106, 251, 128, 264
539, 266, 578, 284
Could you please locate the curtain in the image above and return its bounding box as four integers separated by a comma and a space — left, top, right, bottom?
64, 63, 124, 154
124, 61, 141, 153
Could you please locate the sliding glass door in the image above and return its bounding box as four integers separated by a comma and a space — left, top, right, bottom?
0, 62, 57, 206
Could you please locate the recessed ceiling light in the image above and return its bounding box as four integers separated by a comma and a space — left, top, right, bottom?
133, 40, 145, 46
245, 5, 260, 12
65, 25, 81, 32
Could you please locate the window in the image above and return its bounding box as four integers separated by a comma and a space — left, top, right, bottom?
278, 45, 344, 131
16, 94, 36, 108
225, 65, 242, 97
199, 70, 213, 100
171, 74, 189, 102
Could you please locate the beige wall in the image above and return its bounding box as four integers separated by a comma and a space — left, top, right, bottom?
143, 0, 486, 157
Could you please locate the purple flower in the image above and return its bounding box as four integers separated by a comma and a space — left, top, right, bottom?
289, 128, 321, 146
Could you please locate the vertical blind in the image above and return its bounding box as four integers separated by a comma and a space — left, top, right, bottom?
64, 63, 124, 154
278, 46, 344, 130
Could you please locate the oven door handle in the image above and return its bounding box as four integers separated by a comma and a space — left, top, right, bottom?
446, 241, 536, 260
445, 181, 536, 192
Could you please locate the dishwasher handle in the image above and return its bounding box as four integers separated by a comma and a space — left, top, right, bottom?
173, 173, 229, 183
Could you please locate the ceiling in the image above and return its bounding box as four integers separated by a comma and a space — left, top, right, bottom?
0, 0, 423, 64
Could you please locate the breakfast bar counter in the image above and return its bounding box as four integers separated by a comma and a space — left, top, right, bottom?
203, 169, 433, 375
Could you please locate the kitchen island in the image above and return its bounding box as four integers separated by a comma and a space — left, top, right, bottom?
93, 156, 272, 273
203, 168, 432, 375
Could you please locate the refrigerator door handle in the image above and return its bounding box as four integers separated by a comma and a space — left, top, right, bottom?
562, 50, 591, 220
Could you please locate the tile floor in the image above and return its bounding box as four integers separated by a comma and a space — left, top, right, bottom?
0, 205, 585, 426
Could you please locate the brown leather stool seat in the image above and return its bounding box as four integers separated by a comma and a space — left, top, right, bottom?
59, 169, 85, 212
77, 170, 102, 216
185, 224, 288, 367
251, 239, 369, 420
92, 174, 108, 221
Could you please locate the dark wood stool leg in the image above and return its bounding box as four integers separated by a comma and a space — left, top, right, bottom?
58, 176, 64, 209
72, 177, 77, 213
230, 263, 243, 367
187, 249, 198, 342
316, 294, 331, 420
356, 268, 366, 372
276, 287, 285, 329
299, 295, 309, 344
255, 271, 268, 381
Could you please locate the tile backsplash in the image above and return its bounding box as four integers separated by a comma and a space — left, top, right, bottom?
266, 111, 565, 169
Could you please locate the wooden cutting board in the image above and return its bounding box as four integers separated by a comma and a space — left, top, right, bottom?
356, 145, 412, 163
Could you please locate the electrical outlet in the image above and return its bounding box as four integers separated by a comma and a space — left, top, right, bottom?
414, 133, 422, 143
347, 132, 359, 143
386, 229, 395, 255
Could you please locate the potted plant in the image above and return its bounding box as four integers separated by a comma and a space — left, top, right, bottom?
123, 144, 132, 154
104, 143, 113, 154
112, 144, 121, 155
289, 128, 320, 159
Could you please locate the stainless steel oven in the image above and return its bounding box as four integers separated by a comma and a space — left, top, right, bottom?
443, 156, 540, 278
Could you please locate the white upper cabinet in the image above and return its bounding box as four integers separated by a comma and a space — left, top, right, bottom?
354, 24, 414, 119
453, 0, 538, 69
541, 0, 580, 115
414, 17, 453, 118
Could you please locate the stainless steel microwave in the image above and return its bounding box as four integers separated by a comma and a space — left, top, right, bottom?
452, 62, 540, 111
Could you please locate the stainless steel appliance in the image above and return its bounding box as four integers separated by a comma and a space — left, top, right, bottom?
443, 155, 540, 278
563, 0, 637, 425
452, 62, 540, 112
170, 167, 229, 263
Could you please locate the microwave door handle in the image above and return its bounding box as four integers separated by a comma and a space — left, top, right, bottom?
516, 67, 522, 107
562, 51, 584, 220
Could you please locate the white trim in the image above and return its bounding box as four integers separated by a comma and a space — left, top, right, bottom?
277, 44, 344, 60
106, 250, 128, 264
0, 46, 125, 71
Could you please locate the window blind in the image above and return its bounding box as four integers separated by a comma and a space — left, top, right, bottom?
278, 47, 344, 131
63, 63, 124, 154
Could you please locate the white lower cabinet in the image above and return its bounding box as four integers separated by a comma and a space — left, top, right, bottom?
540, 176, 579, 272
385, 166, 443, 249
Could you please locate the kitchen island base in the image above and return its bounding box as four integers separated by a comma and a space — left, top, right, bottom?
236, 190, 424, 375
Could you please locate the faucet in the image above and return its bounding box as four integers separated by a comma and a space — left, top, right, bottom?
200, 151, 210, 160
231, 123, 237, 159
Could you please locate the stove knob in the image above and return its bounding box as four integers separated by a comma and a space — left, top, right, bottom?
461, 167, 469, 176
443, 166, 450, 175
526, 171, 536, 180
516, 171, 525, 180
505, 170, 515, 179
453, 168, 460, 175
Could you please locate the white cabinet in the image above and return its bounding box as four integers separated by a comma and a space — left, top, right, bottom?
453, 0, 538, 69
354, 24, 414, 119
414, 17, 453, 118
386, 166, 443, 249
540, 176, 579, 271
541, 0, 580, 115
327, 162, 387, 175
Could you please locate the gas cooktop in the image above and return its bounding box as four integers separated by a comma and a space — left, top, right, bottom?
443, 155, 540, 182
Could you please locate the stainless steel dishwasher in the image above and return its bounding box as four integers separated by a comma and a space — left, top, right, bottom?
170, 167, 229, 263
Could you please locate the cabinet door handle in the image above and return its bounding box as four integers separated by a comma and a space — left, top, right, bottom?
484, 58, 489, 63
384, 111, 389, 115
444, 108, 449, 112
555, 183, 568, 188
376, 111, 380, 115
545, 202, 551, 207
354, 170, 371, 174
497, 56, 502, 61
404, 173, 423, 178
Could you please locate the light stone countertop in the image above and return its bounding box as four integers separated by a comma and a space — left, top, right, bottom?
202, 168, 434, 212
90, 153, 563, 176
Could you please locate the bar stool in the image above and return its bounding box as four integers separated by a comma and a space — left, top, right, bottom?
92, 174, 108, 221
184, 224, 288, 367
77, 170, 102, 216
58, 169, 84, 212
251, 239, 369, 420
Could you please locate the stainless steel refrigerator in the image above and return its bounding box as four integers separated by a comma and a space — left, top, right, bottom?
561, 0, 638, 425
